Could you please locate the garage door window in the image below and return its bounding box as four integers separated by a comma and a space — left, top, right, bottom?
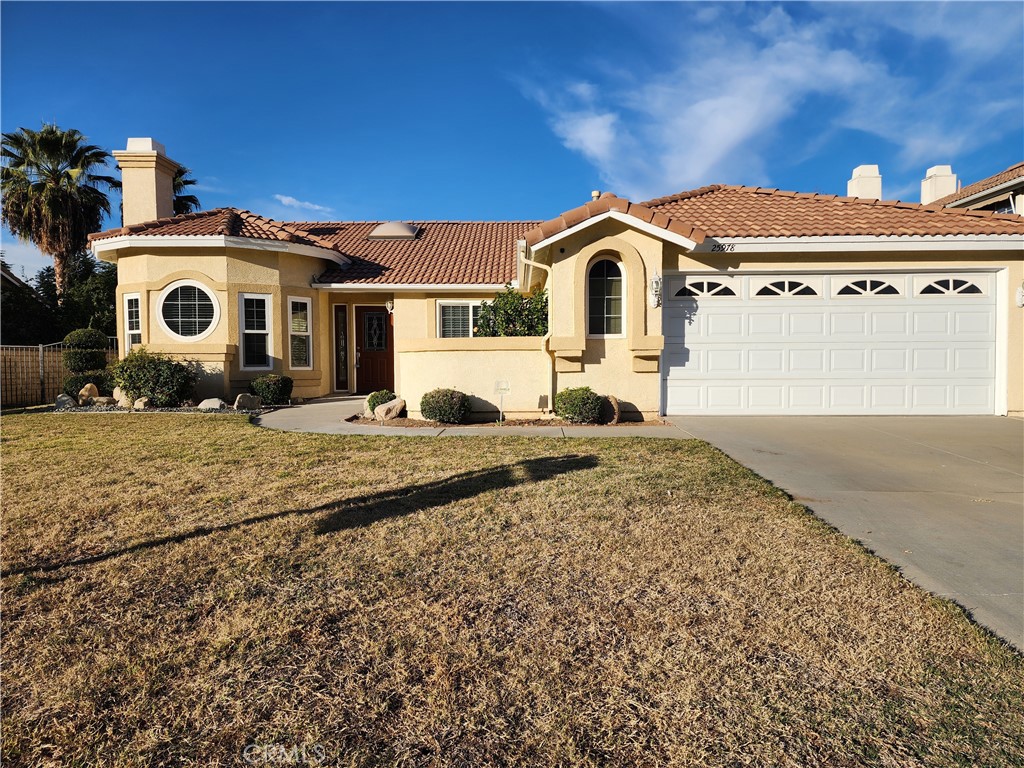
755, 280, 817, 297
837, 279, 900, 296
919, 278, 983, 296
676, 280, 737, 297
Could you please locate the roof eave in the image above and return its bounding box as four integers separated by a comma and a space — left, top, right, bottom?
528, 211, 702, 252
90, 234, 350, 266
691, 234, 1024, 253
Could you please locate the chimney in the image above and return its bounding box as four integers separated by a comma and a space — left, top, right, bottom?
920, 165, 958, 205
591, 189, 601, 201
112, 138, 178, 226
847, 165, 882, 200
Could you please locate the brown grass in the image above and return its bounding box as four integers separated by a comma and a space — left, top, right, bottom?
2, 413, 1022, 767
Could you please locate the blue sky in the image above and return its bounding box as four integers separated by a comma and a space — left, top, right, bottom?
2, 1, 1022, 278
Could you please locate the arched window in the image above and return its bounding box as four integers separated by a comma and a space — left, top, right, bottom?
588, 259, 623, 335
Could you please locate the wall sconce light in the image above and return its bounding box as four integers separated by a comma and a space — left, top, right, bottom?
385, 300, 395, 315
648, 273, 663, 308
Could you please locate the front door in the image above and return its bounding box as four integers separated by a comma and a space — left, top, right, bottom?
355, 306, 394, 394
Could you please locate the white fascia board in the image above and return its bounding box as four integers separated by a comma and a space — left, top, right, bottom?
530, 211, 699, 252
313, 282, 514, 292
946, 177, 1024, 209
90, 235, 350, 266
691, 234, 1024, 253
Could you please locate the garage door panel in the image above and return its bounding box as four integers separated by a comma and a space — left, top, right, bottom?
663, 272, 996, 415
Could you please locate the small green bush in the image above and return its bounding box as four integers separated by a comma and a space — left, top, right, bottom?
110, 347, 197, 408
475, 284, 548, 337
249, 374, 294, 405
62, 328, 110, 374
63, 328, 109, 349
554, 386, 603, 424
63, 370, 114, 398
63, 348, 108, 372
367, 389, 397, 414
420, 388, 469, 424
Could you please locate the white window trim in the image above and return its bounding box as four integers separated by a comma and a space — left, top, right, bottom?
156, 279, 221, 342
437, 300, 483, 338
586, 258, 626, 339
123, 292, 142, 351
239, 292, 273, 371
288, 295, 313, 371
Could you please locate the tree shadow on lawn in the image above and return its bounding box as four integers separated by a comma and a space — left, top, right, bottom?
2, 454, 598, 578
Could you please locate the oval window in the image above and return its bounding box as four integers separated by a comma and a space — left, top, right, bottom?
158, 280, 220, 341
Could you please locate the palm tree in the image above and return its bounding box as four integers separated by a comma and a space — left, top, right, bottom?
172, 166, 201, 215
1, 124, 117, 301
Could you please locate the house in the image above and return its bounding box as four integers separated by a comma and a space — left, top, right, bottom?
90, 139, 1024, 418
928, 162, 1024, 215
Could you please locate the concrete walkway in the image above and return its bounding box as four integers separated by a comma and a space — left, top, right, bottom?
255, 396, 690, 438
671, 416, 1024, 651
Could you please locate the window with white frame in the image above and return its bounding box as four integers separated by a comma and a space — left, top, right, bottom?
588, 258, 624, 335
239, 293, 272, 370
158, 280, 219, 341
438, 301, 482, 338
124, 293, 142, 351
289, 297, 312, 370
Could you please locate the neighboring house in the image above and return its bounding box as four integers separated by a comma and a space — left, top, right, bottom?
0, 262, 54, 345
90, 139, 1024, 418
932, 162, 1024, 215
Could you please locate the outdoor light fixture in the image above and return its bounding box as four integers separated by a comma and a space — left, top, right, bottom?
385, 300, 395, 315
648, 273, 663, 308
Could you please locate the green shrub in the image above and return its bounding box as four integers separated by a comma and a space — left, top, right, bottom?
366, 389, 397, 414
63, 348, 108, 372
554, 386, 603, 424
63, 328, 109, 349
420, 388, 469, 424
475, 284, 548, 337
62, 328, 110, 373
63, 370, 114, 398
248, 374, 294, 405
110, 347, 198, 408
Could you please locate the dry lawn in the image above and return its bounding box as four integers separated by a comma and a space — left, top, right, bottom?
1, 413, 1022, 767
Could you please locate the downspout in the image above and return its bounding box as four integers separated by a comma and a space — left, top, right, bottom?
518, 239, 556, 414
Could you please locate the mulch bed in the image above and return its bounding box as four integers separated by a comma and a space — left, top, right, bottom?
346, 416, 669, 427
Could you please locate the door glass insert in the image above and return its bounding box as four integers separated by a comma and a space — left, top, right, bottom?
334, 305, 348, 390
364, 311, 388, 351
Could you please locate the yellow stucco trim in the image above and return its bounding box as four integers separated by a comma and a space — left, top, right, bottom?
397, 336, 543, 353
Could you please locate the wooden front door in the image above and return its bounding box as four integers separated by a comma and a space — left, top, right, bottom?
355, 306, 394, 394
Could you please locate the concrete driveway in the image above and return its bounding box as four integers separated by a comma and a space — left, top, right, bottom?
669, 416, 1024, 650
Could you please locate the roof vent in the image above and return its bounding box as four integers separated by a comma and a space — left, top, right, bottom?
367, 221, 420, 240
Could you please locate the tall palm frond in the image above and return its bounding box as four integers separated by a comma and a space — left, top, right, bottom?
1, 123, 116, 300
172, 166, 201, 215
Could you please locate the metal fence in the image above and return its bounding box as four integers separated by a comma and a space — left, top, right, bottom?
1, 340, 118, 408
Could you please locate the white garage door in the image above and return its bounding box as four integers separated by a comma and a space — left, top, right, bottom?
662, 272, 997, 415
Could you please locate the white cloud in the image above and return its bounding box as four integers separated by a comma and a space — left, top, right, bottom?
524, 3, 1022, 200
272, 194, 333, 213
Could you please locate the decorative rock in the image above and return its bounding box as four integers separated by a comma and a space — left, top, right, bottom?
197, 397, 228, 411
113, 386, 132, 408
601, 395, 621, 425
291, 397, 304, 405
181, 399, 196, 408
55, 393, 78, 409
363, 396, 375, 418
133, 397, 151, 410
78, 383, 99, 405
92, 396, 118, 406
233, 393, 261, 411
374, 398, 406, 421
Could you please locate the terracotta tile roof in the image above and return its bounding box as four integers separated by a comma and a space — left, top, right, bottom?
932, 162, 1024, 207
523, 192, 706, 247
308, 221, 539, 285
640, 185, 1024, 238
88, 208, 347, 254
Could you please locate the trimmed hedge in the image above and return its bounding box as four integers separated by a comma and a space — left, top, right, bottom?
110, 348, 197, 408
367, 389, 397, 414
420, 388, 469, 424
554, 386, 603, 424
63, 370, 114, 398
62, 328, 109, 374
249, 374, 294, 405
63, 328, 109, 349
